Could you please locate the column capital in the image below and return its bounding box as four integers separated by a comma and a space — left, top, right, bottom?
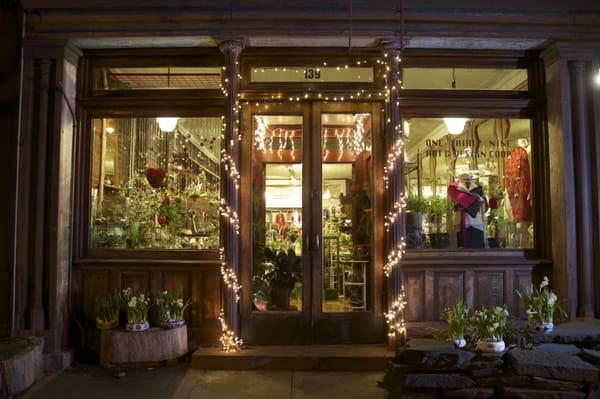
215, 37, 246, 58
377, 38, 403, 52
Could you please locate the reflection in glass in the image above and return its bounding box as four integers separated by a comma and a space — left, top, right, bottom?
252, 115, 303, 312
404, 118, 534, 250
403, 68, 528, 91
321, 113, 372, 312
90, 117, 222, 250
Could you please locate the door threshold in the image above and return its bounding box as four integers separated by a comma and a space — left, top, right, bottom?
191, 344, 393, 371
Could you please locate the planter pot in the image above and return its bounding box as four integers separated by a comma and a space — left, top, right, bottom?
96, 318, 118, 330
487, 237, 506, 248
430, 233, 450, 249
270, 279, 295, 310
160, 320, 185, 330
253, 300, 268, 311
126, 320, 149, 332
476, 340, 505, 353
528, 320, 554, 334
406, 212, 424, 230
452, 338, 467, 348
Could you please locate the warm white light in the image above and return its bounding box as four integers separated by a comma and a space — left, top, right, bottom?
403, 120, 410, 137
156, 117, 179, 132
444, 117, 468, 135
106, 126, 114, 134
596, 68, 600, 85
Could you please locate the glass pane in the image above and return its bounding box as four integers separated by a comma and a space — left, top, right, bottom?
403, 68, 528, 91
321, 113, 372, 312
93, 67, 223, 90
90, 117, 221, 250
251, 115, 304, 312
404, 118, 534, 250
250, 66, 374, 83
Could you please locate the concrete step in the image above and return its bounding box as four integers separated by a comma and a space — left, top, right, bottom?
191, 345, 393, 371
0, 337, 44, 396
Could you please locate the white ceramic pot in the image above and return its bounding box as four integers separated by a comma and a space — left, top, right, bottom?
452, 338, 467, 348
476, 340, 505, 353
159, 320, 185, 329
529, 320, 554, 334
126, 320, 149, 332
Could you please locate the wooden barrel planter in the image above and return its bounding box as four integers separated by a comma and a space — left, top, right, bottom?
99, 325, 188, 367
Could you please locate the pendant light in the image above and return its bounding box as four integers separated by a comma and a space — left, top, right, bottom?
596, 67, 600, 85
444, 68, 468, 135
156, 67, 179, 132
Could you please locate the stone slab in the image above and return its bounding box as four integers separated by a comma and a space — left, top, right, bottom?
533, 344, 581, 354
469, 367, 502, 377
474, 374, 531, 387
530, 376, 585, 391
501, 386, 585, 399
580, 348, 600, 365
394, 339, 475, 369
402, 373, 475, 389
540, 319, 600, 344
443, 387, 494, 398
507, 349, 598, 383
0, 337, 44, 395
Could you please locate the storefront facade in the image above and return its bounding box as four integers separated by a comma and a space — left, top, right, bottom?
2, 1, 600, 364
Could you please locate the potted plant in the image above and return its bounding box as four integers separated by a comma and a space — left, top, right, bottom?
487, 208, 508, 248
406, 196, 428, 249
470, 305, 509, 352
121, 288, 151, 332
95, 291, 120, 329
263, 247, 302, 310
443, 300, 469, 348
517, 276, 566, 334
156, 290, 192, 329
427, 196, 449, 249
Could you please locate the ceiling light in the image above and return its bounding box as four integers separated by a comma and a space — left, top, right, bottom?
403, 120, 410, 137
444, 117, 468, 135
106, 127, 114, 134
156, 117, 179, 132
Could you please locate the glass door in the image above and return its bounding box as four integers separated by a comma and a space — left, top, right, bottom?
241, 102, 384, 344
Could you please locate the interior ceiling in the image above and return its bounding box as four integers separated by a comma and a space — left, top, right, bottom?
266, 163, 352, 182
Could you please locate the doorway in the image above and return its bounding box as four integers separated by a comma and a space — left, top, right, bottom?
240, 101, 385, 344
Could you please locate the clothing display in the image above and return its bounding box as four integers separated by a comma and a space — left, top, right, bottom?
504, 145, 533, 223
448, 180, 487, 248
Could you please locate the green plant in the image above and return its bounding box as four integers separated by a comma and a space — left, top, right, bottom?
95, 291, 120, 323
406, 196, 428, 214
517, 276, 567, 325
120, 288, 151, 324
469, 305, 509, 342
156, 291, 192, 323
324, 287, 340, 301
264, 247, 303, 285
443, 300, 469, 340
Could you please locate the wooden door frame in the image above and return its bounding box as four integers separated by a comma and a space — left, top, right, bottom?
240, 100, 386, 344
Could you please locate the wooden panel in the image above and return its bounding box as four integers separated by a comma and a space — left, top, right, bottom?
120, 271, 150, 294
434, 272, 464, 321
404, 272, 425, 322
514, 271, 533, 319
82, 270, 110, 323
474, 271, 505, 309
160, 270, 191, 321
202, 271, 220, 322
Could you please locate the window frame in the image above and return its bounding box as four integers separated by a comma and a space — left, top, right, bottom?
74, 49, 227, 262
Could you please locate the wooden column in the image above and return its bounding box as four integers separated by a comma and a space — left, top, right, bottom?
379, 38, 405, 348
568, 60, 595, 319
218, 38, 244, 336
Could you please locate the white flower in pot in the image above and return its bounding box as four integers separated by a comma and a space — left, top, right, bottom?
156, 290, 192, 329
443, 300, 469, 348
121, 288, 150, 332
517, 276, 566, 334
470, 305, 509, 353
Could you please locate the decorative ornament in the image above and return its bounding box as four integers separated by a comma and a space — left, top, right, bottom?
145, 167, 166, 188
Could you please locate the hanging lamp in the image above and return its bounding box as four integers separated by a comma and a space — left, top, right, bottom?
156, 67, 179, 132
444, 68, 468, 135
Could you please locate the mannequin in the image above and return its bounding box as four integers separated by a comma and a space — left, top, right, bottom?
448, 173, 487, 248
504, 138, 533, 247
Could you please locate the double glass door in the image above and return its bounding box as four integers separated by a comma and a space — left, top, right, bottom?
240, 102, 384, 344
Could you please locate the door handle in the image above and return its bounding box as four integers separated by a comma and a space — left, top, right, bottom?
305, 234, 310, 251
315, 234, 320, 251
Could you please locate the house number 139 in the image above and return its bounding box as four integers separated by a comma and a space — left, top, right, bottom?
304, 68, 321, 80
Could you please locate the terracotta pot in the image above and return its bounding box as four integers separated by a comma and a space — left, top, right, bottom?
126, 320, 150, 332
476, 340, 505, 353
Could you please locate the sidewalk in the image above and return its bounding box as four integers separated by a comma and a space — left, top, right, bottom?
19, 365, 386, 399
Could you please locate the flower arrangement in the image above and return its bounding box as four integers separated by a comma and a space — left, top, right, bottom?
517, 276, 566, 333
95, 291, 121, 329
443, 300, 469, 346
470, 305, 509, 343
156, 291, 192, 329
121, 288, 151, 332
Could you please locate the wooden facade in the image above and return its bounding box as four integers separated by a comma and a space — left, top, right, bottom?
1, 1, 600, 364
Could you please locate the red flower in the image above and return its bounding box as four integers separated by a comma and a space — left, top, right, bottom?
145, 167, 166, 188
163, 196, 171, 205
157, 215, 168, 226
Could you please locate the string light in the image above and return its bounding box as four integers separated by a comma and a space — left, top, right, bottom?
220, 248, 241, 302
219, 310, 243, 352
384, 194, 407, 231
219, 199, 240, 234
221, 150, 240, 190
383, 238, 406, 277
384, 290, 407, 338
